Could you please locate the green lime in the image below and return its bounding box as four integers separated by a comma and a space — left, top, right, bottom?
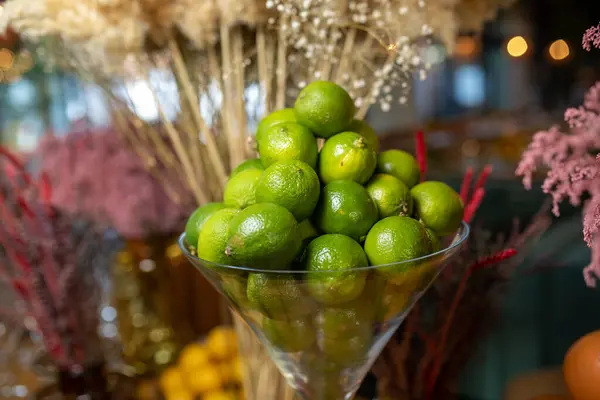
348, 119, 379, 152
314, 180, 378, 241
298, 219, 319, 244
364, 216, 432, 283
262, 317, 315, 352
411, 181, 464, 235
226, 203, 301, 270
294, 81, 355, 138
185, 203, 227, 250
197, 208, 240, 265
316, 300, 372, 366
257, 122, 318, 168
425, 228, 441, 252
377, 150, 421, 188
318, 132, 377, 185
366, 174, 413, 218
316, 300, 373, 340
305, 234, 368, 305
377, 282, 414, 322
319, 332, 370, 367
221, 275, 251, 309
223, 168, 263, 209
256, 108, 297, 143
246, 272, 313, 320
230, 158, 265, 177
255, 160, 320, 221
293, 219, 320, 265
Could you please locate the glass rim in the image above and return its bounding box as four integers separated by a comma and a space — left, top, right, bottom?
178, 220, 470, 274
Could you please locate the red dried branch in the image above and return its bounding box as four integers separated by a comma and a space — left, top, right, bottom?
473, 165, 492, 195
471, 249, 518, 272
460, 167, 474, 203
424, 248, 518, 399
464, 188, 485, 223
416, 130, 427, 181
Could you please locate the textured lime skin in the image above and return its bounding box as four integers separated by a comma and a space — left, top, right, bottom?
256, 108, 297, 143
377, 150, 421, 188
411, 181, 464, 236
318, 132, 377, 185
262, 318, 315, 352
348, 119, 379, 152
230, 158, 265, 178
294, 81, 355, 138
293, 219, 320, 265
197, 208, 240, 265
223, 168, 263, 209
255, 160, 320, 221
257, 122, 318, 168
366, 174, 413, 218
246, 272, 313, 320
298, 219, 319, 243
226, 203, 300, 270
364, 216, 432, 283
185, 203, 227, 249
425, 228, 441, 252
305, 234, 368, 305
314, 180, 378, 241
221, 276, 251, 309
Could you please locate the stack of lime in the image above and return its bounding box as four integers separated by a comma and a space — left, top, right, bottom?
184, 80, 464, 366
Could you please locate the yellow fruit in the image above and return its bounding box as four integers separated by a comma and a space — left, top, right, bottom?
207, 326, 238, 360
203, 391, 239, 400
185, 367, 222, 394
164, 389, 194, 400
159, 367, 186, 393
231, 356, 245, 383
179, 343, 211, 372
218, 362, 234, 384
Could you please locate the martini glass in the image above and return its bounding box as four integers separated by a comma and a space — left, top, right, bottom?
179, 221, 469, 400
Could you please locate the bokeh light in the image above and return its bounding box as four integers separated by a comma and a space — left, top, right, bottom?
507, 36, 528, 57
455, 36, 477, 58
0, 48, 14, 70
549, 39, 570, 61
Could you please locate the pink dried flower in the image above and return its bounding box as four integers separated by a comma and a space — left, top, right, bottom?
37, 128, 192, 239
517, 26, 600, 287
583, 23, 600, 51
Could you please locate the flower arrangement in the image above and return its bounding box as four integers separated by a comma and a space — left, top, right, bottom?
0, 2, 516, 398
374, 133, 551, 400
516, 23, 600, 287
0, 146, 114, 370
37, 127, 191, 239
0, 0, 516, 207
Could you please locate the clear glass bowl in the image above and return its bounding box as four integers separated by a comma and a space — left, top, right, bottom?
179, 221, 469, 400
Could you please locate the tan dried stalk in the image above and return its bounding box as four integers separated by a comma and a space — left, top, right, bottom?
333, 28, 357, 84
256, 27, 271, 114
233, 27, 249, 164
275, 15, 288, 110
167, 37, 228, 188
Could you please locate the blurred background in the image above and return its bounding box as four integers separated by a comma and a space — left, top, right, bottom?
1, 0, 600, 399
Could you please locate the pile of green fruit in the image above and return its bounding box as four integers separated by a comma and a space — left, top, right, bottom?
184, 80, 464, 364
185, 80, 463, 276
